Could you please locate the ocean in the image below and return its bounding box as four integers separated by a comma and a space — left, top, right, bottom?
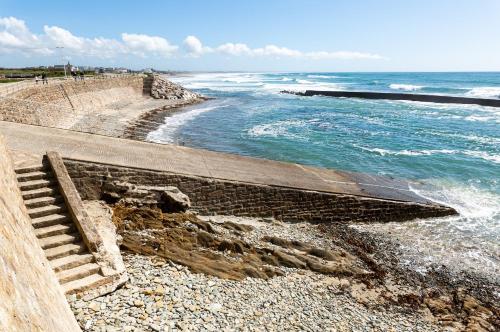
148, 72, 500, 280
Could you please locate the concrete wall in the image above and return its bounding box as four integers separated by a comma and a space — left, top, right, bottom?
300, 90, 500, 108
0, 76, 144, 127
0, 136, 80, 331
64, 160, 455, 223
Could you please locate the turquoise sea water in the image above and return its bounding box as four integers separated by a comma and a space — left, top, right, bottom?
149, 72, 500, 279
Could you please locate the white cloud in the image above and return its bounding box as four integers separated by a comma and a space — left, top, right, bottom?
216, 42, 252, 56
253, 45, 302, 57
183, 35, 212, 57
0, 17, 178, 59
122, 33, 177, 57
0, 17, 49, 54
208, 37, 384, 60
44, 25, 84, 49
0, 17, 385, 62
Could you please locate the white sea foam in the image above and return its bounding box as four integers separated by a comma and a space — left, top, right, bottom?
262, 81, 344, 93
354, 145, 500, 164
247, 119, 308, 138
464, 115, 500, 123
428, 132, 500, 145
147, 105, 223, 143
281, 77, 293, 81
296, 79, 313, 84
352, 181, 500, 278
466, 87, 500, 99
464, 151, 500, 164
307, 74, 337, 79
354, 145, 458, 156
389, 84, 424, 91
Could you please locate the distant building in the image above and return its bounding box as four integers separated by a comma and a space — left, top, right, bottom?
53, 61, 72, 73
114, 68, 129, 74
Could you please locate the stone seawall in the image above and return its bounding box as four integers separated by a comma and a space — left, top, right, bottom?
0, 76, 144, 127
0, 136, 80, 331
64, 160, 455, 223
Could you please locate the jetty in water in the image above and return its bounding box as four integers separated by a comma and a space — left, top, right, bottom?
285, 90, 500, 107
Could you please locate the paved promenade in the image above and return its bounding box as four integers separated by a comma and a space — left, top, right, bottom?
0, 121, 432, 204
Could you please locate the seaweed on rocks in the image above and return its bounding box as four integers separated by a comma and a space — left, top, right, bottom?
112, 205, 368, 281
318, 222, 500, 331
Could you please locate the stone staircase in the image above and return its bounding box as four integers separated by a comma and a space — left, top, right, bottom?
15, 161, 109, 295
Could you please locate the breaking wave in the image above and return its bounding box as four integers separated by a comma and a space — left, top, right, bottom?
364, 181, 500, 278
296, 79, 314, 84
466, 87, 500, 99
307, 74, 337, 79
147, 105, 223, 143
389, 84, 424, 91
354, 145, 500, 163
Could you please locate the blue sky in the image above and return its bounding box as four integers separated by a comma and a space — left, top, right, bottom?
1, 0, 499, 71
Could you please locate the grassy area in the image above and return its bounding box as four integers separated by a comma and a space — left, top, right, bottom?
0, 78, 23, 84
0, 68, 96, 78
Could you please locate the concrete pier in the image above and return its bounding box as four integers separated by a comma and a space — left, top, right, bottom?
292, 90, 500, 107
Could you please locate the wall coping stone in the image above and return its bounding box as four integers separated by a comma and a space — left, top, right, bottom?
46, 151, 127, 295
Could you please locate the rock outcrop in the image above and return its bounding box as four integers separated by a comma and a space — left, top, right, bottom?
150, 75, 201, 100
103, 180, 191, 213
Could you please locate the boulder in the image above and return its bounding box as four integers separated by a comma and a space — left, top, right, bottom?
161, 186, 191, 212
102, 180, 191, 212
150, 75, 201, 101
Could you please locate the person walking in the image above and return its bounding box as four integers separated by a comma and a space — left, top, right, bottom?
41, 72, 48, 85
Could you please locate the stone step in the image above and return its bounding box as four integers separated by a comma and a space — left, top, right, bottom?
57, 263, 101, 284
28, 204, 66, 219
16, 171, 52, 182
51, 253, 95, 272
45, 242, 86, 261
35, 223, 76, 239
25, 195, 64, 209
18, 178, 57, 191
63, 273, 109, 295
14, 165, 48, 174
39, 233, 80, 250
22, 187, 59, 200
32, 213, 71, 229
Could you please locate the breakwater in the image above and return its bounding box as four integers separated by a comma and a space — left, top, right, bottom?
288, 90, 500, 107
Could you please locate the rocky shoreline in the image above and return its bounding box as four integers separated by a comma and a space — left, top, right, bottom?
68, 201, 499, 331
121, 96, 208, 141
121, 74, 210, 141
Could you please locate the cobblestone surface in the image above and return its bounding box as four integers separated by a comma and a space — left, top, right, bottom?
69, 215, 438, 332
69, 254, 437, 332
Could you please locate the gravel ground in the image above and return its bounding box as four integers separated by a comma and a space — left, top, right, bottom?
69, 216, 439, 332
